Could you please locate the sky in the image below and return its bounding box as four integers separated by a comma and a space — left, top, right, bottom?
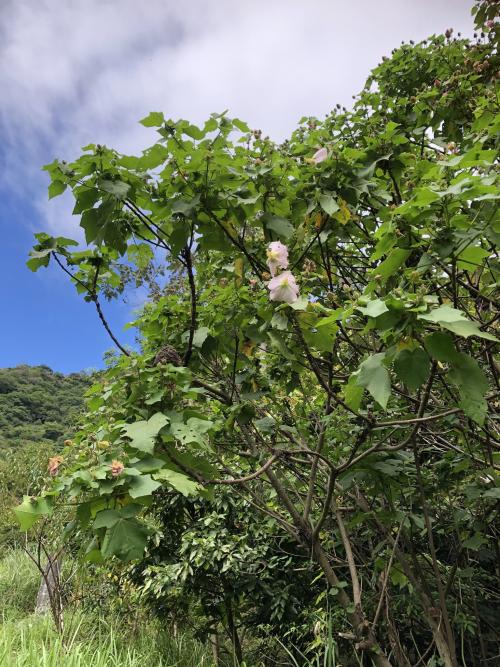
0, 0, 475, 373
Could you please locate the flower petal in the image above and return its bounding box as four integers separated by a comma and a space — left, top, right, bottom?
312, 147, 328, 164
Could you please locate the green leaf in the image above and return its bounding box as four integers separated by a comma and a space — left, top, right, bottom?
288, 296, 309, 311
357, 299, 389, 318
128, 243, 154, 270
483, 488, 500, 500
101, 516, 149, 561
255, 416, 276, 433
319, 194, 340, 216
267, 330, 296, 360
343, 376, 364, 411
442, 320, 498, 342
128, 474, 162, 499
48, 180, 67, 199
138, 143, 169, 169
169, 417, 213, 447
171, 195, 200, 215
26, 255, 50, 272
263, 215, 294, 239
233, 118, 251, 133
80, 199, 128, 255
99, 179, 130, 200
424, 332, 458, 363
448, 353, 489, 425
14, 496, 53, 531
419, 305, 469, 324
371, 248, 411, 283
271, 312, 289, 330
419, 305, 498, 341
462, 532, 488, 550
132, 456, 166, 473
73, 188, 100, 214
94, 502, 141, 525
393, 348, 430, 391
140, 111, 165, 127
456, 246, 490, 271
122, 413, 169, 454
154, 469, 202, 496
193, 327, 210, 348
356, 353, 391, 409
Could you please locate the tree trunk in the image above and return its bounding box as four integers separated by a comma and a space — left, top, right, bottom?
211, 632, 220, 666
312, 540, 393, 667
224, 597, 243, 665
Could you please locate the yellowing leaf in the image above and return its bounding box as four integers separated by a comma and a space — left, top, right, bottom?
334, 199, 351, 225
242, 340, 256, 357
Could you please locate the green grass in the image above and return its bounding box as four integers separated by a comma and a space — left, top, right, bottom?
0, 550, 215, 667
0, 613, 214, 666
0, 549, 40, 620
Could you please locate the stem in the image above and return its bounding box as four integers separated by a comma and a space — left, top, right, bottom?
182, 245, 197, 365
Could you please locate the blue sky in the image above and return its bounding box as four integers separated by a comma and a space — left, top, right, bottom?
0, 0, 474, 373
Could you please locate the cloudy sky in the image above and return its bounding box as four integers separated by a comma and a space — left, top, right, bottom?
0, 0, 474, 372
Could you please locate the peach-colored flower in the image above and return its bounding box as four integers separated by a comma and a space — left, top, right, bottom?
48, 456, 63, 477
266, 241, 289, 277
110, 460, 125, 477
311, 147, 328, 164
268, 271, 299, 304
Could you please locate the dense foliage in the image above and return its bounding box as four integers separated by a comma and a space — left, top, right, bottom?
19, 3, 499, 665
0, 365, 89, 451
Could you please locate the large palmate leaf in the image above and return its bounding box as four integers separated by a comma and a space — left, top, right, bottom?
355, 353, 391, 409
419, 305, 498, 341
122, 413, 169, 454
128, 474, 162, 499
394, 348, 430, 392
14, 496, 53, 531
154, 469, 202, 497
94, 506, 149, 561
447, 353, 489, 425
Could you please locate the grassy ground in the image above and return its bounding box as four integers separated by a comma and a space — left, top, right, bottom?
0, 550, 215, 667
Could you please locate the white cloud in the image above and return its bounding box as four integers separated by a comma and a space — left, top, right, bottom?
0, 0, 474, 236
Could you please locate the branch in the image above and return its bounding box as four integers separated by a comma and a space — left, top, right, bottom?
53, 253, 130, 356
334, 499, 362, 608
182, 245, 197, 365
373, 408, 462, 429
371, 520, 404, 630
207, 454, 278, 485
303, 398, 331, 522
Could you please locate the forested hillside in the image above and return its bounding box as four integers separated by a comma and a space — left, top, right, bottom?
0, 365, 90, 452
0, 366, 90, 546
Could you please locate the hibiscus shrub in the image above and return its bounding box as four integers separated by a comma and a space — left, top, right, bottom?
20, 5, 499, 666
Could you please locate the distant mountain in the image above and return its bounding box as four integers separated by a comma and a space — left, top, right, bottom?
0, 365, 91, 454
